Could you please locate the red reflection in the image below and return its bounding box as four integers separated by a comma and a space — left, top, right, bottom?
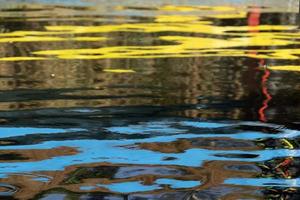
247, 6, 272, 122
248, 7, 261, 26
258, 69, 272, 122
248, 7, 261, 56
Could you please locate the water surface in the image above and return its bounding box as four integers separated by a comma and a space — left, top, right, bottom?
0, 0, 299, 199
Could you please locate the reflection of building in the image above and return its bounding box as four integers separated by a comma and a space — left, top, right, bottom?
0, 5, 298, 121
0, 3, 298, 120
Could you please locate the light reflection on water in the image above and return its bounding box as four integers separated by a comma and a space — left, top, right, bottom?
0, 0, 299, 199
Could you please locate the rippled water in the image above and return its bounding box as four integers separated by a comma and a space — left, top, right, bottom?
0, 0, 299, 199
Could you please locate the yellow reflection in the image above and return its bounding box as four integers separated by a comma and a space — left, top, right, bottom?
155, 15, 200, 23
29, 35, 299, 60
160, 5, 236, 12
72, 37, 107, 41
0, 31, 69, 37
44, 24, 295, 36
103, 69, 136, 73
209, 12, 247, 19
0, 5, 299, 62
0, 36, 107, 43
268, 65, 300, 72
0, 57, 46, 61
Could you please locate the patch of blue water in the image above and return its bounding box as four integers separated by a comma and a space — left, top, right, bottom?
95, 178, 200, 193
180, 121, 232, 128
80, 186, 97, 191
0, 135, 298, 177
97, 181, 159, 193
31, 177, 50, 183
0, 120, 298, 183
225, 177, 300, 187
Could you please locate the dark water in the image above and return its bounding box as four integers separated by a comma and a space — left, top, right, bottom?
0, 0, 299, 199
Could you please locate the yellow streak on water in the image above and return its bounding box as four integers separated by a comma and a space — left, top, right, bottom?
103, 69, 136, 73
0, 31, 70, 37
155, 15, 200, 23
209, 12, 247, 19
268, 65, 300, 72
72, 37, 107, 42
0, 5, 299, 62
44, 24, 295, 35
0, 57, 46, 61
0, 36, 107, 43
30, 35, 299, 60
160, 5, 237, 12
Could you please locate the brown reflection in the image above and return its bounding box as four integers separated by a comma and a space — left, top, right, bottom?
0, 55, 298, 121
137, 137, 260, 153
0, 160, 260, 200
0, 56, 257, 118
0, 146, 78, 162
